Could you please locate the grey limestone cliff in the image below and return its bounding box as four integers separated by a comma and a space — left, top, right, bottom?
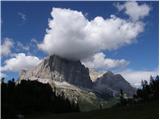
93, 71, 136, 97
20, 55, 93, 89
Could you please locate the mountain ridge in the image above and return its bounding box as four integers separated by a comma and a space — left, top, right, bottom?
93, 71, 136, 97
19, 54, 135, 111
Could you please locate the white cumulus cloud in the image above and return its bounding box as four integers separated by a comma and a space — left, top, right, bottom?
0, 38, 14, 56
1, 53, 41, 72
119, 69, 158, 88
38, 6, 146, 60
116, 1, 150, 21
82, 52, 129, 70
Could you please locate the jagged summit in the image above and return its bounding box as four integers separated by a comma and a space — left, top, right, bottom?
19, 54, 136, 111
20, 54, 135, 97
19, 55, 103, 111
88, 68, 104, 81
20, 54, 92, 88
102, 71, 114, 77
93, 71, 136, 97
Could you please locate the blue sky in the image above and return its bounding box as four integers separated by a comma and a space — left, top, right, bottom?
1, 1, 159, 87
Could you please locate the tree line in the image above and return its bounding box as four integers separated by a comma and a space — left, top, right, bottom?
1, 75, 159, 118
1, 79, 79, 118
119, 75, 159, 105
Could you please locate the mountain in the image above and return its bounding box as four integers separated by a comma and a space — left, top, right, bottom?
19, 55, 135, 111
20, 55, 92, 89
19, 55, 112, 111
93, 71, 136, 97
88, 68, 104, 81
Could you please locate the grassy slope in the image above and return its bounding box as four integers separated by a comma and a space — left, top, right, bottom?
25, 100, 158, 119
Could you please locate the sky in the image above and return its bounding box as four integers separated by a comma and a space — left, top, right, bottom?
1, 1, 159, 87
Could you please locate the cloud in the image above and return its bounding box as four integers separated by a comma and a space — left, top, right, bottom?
15, 39, 39, 55
16, 41, 30, 51
38, 6, 146, 60
30, 38, 40, 54
119, 69, 158, 88
82, 52, 129, 70
1, 53, 41, 72
18, 12, 26, 21
31, 38, 39, 44
116, 1, 150, 21
0, 38, 13, 56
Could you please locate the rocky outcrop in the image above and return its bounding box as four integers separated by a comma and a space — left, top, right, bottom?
49, 81, 102, 112
19, 55, 135, 111
88, 68, 104, 82
93, 71, 136, 97
19, 55, 92, 89
19, 55, 117, 111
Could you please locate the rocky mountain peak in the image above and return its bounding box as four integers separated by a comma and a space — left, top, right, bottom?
88, 68, 104, 81
19, 54, 93, 89
103, 71, 114, 77
19, 54, 136, 104
93, 71, 136, 97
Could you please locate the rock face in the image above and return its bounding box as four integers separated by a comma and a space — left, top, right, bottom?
19, 55, 135, 111
93, 71, 136, 97
88, 68, 104, 82
20, 55, 92, 89
19, 55, 115, 111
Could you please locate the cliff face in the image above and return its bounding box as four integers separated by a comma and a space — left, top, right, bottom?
93, 71, 136, 97
19, 55, 107, 112
88, 68, 104, 81
19, 55, 136, 111
20, 55, 92, 89
20, 55, 135, 97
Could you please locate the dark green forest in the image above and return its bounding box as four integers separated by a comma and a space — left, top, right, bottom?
119, 75, 159, 105
1, 79, 79, 118
1, 75, 159, 119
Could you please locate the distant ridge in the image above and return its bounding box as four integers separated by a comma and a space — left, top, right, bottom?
93, 71, 136, 97
19, 55, 136, 111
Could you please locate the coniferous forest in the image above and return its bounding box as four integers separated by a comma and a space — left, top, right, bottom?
1, 75, 159, 119
119, 75, 159, 105
1, 79, 79, 118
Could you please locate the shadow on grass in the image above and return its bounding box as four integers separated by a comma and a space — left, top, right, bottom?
25, 100, 158, 119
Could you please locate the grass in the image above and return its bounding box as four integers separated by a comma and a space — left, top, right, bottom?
25, 100, 159, 119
